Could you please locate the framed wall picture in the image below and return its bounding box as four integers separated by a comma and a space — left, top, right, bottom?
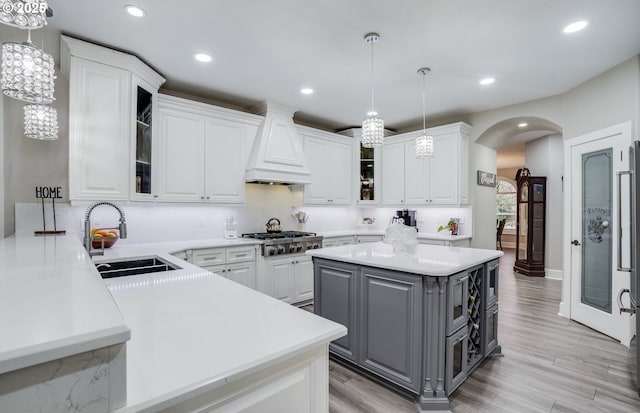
477, 170, 497, 187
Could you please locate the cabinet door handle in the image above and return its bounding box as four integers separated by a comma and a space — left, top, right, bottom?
455, 276, 469, 286
153, 194, 158, 198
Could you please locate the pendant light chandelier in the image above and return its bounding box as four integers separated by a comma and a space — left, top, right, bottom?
24, 104, 58, 140
1, 29, 55, 104
0, 0, 48, 28
415, 67, 434, 159
361, 32, 384, 148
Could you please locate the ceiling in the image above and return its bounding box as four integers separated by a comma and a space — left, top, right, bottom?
36, 1, 640, 132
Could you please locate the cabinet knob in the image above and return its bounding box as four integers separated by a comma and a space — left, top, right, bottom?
200, 196, 205, 200
206, 196, 210, 200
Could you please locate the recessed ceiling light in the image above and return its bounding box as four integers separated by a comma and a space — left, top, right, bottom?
124, 5, 146, 17
563, 20, 589, 34
518, 122, 528, 128
300, 88, 314, 95
194, 53, 212, 63
479, 77, 495, 86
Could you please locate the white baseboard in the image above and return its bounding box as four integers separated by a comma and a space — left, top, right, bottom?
500, 241, 516, 249
545, 268, 563, 280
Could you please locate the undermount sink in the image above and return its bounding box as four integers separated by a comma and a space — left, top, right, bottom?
95, 256, 181, 279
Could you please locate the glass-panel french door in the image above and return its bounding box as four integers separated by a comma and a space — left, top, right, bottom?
569, 127, 632, 344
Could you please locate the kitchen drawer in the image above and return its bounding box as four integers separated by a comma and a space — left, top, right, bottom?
226, 246, 256, 264
323, 236, 355, 248
200, 264, 226, 275
418, 239, 444, 246
192, 248, 225, 266
356, 235, 383, 243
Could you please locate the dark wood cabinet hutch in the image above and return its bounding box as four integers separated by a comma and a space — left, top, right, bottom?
514, 176, 547, 277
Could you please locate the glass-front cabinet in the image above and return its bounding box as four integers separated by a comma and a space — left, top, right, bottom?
339, 128, 381, 205
131, 79, 158, 201
514, 175, 547, 276
359, 145, 377, 202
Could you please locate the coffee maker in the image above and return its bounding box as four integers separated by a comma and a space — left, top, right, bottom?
395, 209, 417, 227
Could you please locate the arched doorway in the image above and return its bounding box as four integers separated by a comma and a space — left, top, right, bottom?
475, 117, 563, 275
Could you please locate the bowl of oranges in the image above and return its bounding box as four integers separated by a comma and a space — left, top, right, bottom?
92, 228, 119, 248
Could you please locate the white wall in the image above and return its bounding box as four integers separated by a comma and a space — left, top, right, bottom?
524, 134, 564, 278
468, 142, 498, 249
1, 25, 68, 236
468, 55, 640, 254
562, 56, 640, 141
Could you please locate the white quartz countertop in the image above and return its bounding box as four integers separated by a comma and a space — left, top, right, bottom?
1, 234, 345, 412
307, 242, 502, 276
0, 234, 130, 375
106, 269, 345, 412
319, 229, 472, 241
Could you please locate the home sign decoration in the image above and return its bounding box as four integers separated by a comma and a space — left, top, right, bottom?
477, 170, 497, 187
34, 185, 65, 235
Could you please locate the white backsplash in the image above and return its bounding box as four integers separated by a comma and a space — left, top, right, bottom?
15, 185, 472, 242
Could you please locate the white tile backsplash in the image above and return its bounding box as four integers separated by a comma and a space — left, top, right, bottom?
15, 185, 472, 242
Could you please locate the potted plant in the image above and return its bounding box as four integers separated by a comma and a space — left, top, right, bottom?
437, 218, 459, 235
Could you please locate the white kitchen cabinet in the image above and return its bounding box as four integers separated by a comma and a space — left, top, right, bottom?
156, 107, 206, 202
161, 345, 330, 413
301, 127, 352, 205
205, 117, 246, 203
267, 255, 313, 304
382, 122, 470, 206
155, 95, 261, 203
381, 141, 406, 205
190, 245, 258, 289
338, 128, 382, 205
130, 76, 161, 201
322, 236, 356, 248
66, 57, 131, 201
61, 35, 165, 202
404, 133, 458, 205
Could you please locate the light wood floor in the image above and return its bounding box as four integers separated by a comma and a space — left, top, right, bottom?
320, 249, 640, 413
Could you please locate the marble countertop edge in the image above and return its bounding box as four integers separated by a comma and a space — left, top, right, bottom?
0, 324, 130, 375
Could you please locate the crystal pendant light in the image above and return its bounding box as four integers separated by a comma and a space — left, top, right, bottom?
0, 0, 48, 28
1, 30, 55, 103
361, 32, 384, 148
416, 67, 434, 159
24, 104, 58, 140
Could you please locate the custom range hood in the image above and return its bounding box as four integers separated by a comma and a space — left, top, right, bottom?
245, 101, 311, 185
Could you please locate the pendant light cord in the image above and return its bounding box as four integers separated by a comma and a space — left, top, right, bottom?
370, 40, 375, 114
422, 73, 426, 133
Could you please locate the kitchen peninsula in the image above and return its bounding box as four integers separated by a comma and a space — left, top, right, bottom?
307, 242, 503, 412
0, 235, 346, 413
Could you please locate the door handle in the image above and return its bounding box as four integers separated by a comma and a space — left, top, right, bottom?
617, 288, 636, 314
617, 170, 632, 272
571, 240, 581, 246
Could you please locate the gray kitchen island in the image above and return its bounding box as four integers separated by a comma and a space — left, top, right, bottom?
307, 242, 503, 412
